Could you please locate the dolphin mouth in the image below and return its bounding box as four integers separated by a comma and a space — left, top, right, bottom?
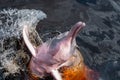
67, 21, 85, 43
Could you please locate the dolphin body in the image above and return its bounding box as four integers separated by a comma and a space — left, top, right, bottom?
23, 22, 98, 80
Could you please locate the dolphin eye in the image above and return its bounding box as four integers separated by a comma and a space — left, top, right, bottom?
49, 38, 61, 48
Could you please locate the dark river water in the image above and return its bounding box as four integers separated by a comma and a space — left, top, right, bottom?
0, 0, 120, 80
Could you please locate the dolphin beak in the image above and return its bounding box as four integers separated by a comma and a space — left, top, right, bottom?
67, 21, 85, 43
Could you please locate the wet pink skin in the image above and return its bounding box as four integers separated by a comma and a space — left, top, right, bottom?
23, 21, 85, 79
